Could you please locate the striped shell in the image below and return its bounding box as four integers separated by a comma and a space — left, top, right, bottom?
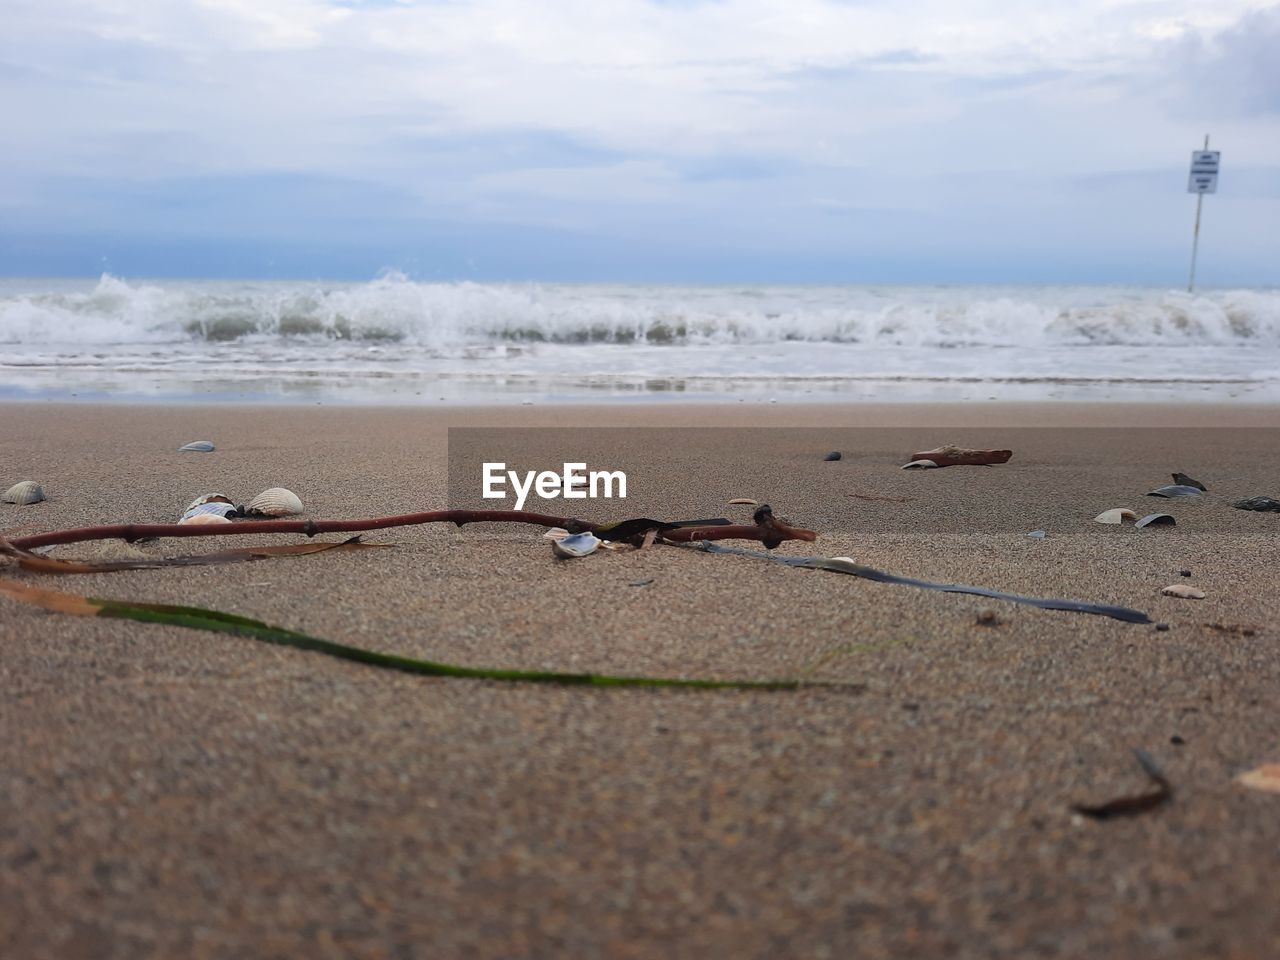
2, 480, 45, 505
179, 501, 239, 523
244, 487, 304, 517
178, 440, 216, 453
178, 512, 233, 526
184, 493, 234, 514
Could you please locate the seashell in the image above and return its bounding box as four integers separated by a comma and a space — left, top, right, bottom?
184, 493, 234, 513
901, 459, 939, 470
1233, 496, 1280, 513
1136, 513, 1176, 528
823, 451, 842, 461
1094, 508, 1137, 524
243, 487, 304, 517
179, 501, 239, 523
2, 480, 45, 505
1027, 530, 1046, 539
551, 531, 600, 559
1147, 484, 1202, 498
177, 440, 215, 453
1161, 584, 1205, 599
1171, 472, 1207, 491
542, 527, 571, 541
178, 512, 233, 526
1237, 764, 1280, 794
727, 498, 758, 506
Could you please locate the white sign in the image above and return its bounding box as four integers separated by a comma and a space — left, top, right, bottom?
1188, 150, 1220, 194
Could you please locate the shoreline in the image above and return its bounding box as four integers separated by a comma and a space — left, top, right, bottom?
5, 397, 1280, 428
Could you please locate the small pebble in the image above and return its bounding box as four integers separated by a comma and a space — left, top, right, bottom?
629, 578, 655, 587
1170, 735, 1186, 745
975, 609, 1000, 626
1156, 623, 1170, 632
823, 451, 842, 461
1180, 570, 1192, 577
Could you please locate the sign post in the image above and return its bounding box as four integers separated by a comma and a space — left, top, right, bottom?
1186, 135, 1219, 293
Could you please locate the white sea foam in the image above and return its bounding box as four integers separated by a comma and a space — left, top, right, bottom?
1, 274, 1277, 348
1, 275, 1278, 402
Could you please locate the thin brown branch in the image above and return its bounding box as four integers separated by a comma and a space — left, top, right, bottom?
7, 507, 817, 553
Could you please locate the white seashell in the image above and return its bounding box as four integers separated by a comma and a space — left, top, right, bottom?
2, 480, 45, 505
542, 527, 571, 541
178, 440, 215, 452
1094, 508, 1137, 525
244, 487, 304, 517
727, 498, 758, 506
552, 532, 600, 559
901, 459, 939, 470
1237, 764, 1280, 794
179, 502, 239, 523
1161, 584, 1206, 599
178, 513, 233, 526
184, 493, 234, 514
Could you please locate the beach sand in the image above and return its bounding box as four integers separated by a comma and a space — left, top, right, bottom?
2, 401, 1278, 959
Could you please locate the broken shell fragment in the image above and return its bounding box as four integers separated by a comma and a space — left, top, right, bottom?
177, 440, 215, 453
1233, 496, 1280, 513
243, 487, 304, 517
1237, 764, 1280, 795
727, 498, 759, 506
1136, 513, 1176, 528
178, 512, 233, 526
2, 480, 45, 505
1147, 484, 1202, 498
1172, 472, 1207, 491
901, 459, 939, 470
552, 531, 600, 559
542, 527, 571, 541
1161, 584, 1206, 599
1094, 508, 1137, 524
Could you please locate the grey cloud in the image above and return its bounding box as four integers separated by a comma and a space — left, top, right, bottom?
1167, 8, 1280, 116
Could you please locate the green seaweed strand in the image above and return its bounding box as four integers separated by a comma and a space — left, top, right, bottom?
89, 597, 806, 691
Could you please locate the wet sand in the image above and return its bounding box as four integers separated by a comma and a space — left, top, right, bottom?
2, 401, 1279, 959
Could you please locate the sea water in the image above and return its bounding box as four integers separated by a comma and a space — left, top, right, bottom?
1, 273, 1277, 404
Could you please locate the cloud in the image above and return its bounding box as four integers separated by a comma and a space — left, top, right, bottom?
1165, 6, 1280, 116
1, 0, 1278, 281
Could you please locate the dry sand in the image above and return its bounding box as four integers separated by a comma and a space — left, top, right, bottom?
2, 401, 1279, 959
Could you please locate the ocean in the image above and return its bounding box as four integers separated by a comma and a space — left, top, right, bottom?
1, 274, 1277, 404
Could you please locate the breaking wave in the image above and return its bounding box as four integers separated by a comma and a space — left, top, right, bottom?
1, 273, 1278, 349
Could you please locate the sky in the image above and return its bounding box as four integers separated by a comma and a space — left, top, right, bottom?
1, 0, 1278, 284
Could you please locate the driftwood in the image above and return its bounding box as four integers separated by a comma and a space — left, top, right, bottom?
909, 445, 1013, 467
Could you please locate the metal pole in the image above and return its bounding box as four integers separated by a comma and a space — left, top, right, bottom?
1187, 134, 1209, 293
